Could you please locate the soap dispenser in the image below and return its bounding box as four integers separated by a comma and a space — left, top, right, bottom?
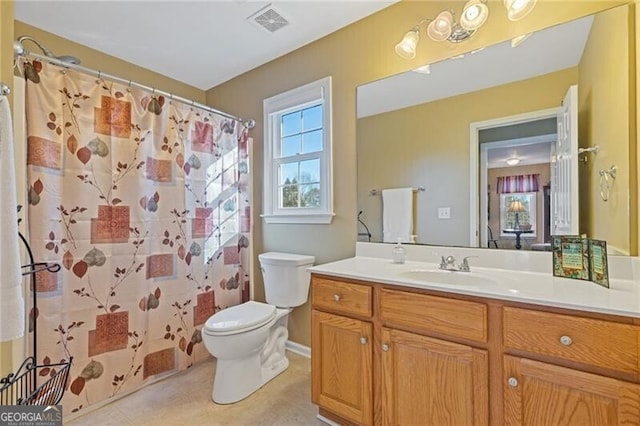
392, 238, 406, 264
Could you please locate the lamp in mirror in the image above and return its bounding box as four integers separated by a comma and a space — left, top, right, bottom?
395, 0, 489, 59
508, 199, 526, 229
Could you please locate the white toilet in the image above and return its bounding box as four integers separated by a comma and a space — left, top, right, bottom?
202, 252, 315, 404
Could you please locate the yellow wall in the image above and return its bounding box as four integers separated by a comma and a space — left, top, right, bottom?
578, 5, 634, 254
206, 1, 629, 347
637, 1, 640, 255
357, 68, 577, 247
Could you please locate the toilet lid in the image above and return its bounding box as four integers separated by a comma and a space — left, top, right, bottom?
204, 301, 276, 334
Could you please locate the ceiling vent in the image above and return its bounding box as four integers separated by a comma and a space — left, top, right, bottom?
248, 4, 289, 33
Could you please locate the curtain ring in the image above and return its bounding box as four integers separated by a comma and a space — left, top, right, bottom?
98, 70, 102, 79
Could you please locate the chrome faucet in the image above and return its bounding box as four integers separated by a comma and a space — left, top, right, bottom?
439, 255, 478, 272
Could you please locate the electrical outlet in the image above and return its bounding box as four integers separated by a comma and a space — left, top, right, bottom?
438, 207, 451, 219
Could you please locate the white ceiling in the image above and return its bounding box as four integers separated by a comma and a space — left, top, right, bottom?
486, 136, 554, 169
15, 0, 397, 90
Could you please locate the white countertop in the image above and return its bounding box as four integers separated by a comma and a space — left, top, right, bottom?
309, 255, 640, 318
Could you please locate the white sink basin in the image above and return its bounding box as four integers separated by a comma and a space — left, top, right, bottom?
399, 269, 498, 287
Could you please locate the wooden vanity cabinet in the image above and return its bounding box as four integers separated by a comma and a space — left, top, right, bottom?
380, 327, 489, 426
503, 355, 640, 425
503, 307, 640, 425
311, 275, 489, 425
311, 274, 640, 426
311, 277, 374, 425
380, 289, 490, 425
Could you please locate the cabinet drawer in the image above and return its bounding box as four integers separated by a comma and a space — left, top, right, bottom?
380, 289, 487, 343
312, 277, 372, 318
504, 307, 640, 375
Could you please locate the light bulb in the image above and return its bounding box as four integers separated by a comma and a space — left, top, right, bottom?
465, 6, 479, 20
395, 29, 419, 59
427, 11, 453, 42
461, 0, 489, 30
504, 0, 537, 21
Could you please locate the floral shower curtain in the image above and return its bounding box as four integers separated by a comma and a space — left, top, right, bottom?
23, 59, 251, 414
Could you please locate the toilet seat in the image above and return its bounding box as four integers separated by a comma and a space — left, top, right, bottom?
203, 301, 276, 335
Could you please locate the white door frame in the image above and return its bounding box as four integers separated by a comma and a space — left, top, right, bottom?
469, 107, 560, 247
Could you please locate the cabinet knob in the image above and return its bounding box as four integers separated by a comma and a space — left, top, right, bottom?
508, 377, 518, 387
381, 344, 389, 352
560, 335, 573, 346
333, 294, 341, 302
360, 337, 368, 345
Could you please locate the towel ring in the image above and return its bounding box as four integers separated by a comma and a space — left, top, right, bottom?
599, 165, 617, 202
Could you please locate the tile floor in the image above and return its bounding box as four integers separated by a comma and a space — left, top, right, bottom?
65, 352, 323, 425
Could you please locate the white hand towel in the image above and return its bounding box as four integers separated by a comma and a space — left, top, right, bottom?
382, 188, 413, 243
0, 97, 25, 342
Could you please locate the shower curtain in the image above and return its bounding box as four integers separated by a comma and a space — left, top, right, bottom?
23, 59, 251, 414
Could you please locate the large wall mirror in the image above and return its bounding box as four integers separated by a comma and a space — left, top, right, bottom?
356, 4, 634, 255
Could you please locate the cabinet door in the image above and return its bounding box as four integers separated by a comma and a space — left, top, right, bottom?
312, 310, 373, 425
381, 328, 489, 426
504, 355, 640, 425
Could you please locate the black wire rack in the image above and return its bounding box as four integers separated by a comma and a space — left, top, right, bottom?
0, 227, 72, 406
0, 356, 72, 405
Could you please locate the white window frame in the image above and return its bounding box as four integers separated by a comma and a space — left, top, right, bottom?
499, 192, 537, 238
262, 76, 334, 224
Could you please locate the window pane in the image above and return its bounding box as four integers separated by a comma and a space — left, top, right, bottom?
282, 134, 301, 157
302, 129, 322, 153
300, 159, 320, 184
500, 193, 536, 236
302, 105, 322, 131
280, 162, 298, 185
281, 185, 299, 208
300, 184, 320, 207
282, 111, 301, 136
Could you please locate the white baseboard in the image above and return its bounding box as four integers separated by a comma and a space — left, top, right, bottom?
285, 340, 310, 358
316, 414, 341, 426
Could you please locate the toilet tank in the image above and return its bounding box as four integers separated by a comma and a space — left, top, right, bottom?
258, 252, 315, 308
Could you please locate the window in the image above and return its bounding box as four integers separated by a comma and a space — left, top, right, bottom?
262, 77, 334, 224
500, 192, 537, 237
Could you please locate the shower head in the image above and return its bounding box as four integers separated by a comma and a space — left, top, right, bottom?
15, 36, 81, 65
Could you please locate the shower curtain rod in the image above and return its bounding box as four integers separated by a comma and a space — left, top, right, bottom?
15, 50, 255, 129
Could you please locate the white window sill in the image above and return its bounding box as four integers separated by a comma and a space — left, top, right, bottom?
262, 212, 335, 224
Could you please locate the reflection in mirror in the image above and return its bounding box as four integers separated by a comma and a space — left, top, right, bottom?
357, 5, 633, 255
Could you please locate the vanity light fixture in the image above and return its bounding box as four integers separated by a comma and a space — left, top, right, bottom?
504, 0, 538, 21
506, 157, 521, 166
395, 0, 489, 59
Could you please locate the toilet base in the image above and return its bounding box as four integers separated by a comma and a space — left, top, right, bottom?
211, 316, 290, 404
212, 354, 289, 404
